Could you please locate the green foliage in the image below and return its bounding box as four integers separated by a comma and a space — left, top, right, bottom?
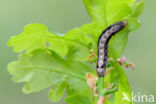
8, 0, 144, 104
49, 78, 67, 102
130, 1, 145, 18
65, 94, 92, 104
8, 24, 52, 54
8, 50, 92, 94
9, 24, 92, 61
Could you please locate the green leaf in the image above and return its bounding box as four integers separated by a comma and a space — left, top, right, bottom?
83, 0, 133, 25
66, 77, 91, 97
127, 18, 140, 31
109, 93, 115, 103
108, 28, 129, 59
81, 23, 105, 42
65, 94, 92, 104
47, 28, 92, 61
130, 1, 145, 18
8, 49, 92, 94
105, 60, 132, 104
49, 78, 67, 102
8, 24, 52, 54
8, 24, 92, 61
115, 64, 132, 104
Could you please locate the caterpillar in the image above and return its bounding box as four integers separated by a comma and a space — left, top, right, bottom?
96, 20, 128, 77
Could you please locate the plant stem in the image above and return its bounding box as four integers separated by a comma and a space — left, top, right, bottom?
97, 77, 104, 104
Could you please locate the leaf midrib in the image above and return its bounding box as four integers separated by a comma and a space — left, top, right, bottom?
48, 35, 90, 49
23, 66, 86, 81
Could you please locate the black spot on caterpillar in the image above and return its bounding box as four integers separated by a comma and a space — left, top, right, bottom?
96, 20, 128, 77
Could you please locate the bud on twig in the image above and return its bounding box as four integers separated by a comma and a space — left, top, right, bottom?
117, 56, 135, 70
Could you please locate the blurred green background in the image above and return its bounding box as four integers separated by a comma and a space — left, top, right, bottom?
0, 0, 155, 104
